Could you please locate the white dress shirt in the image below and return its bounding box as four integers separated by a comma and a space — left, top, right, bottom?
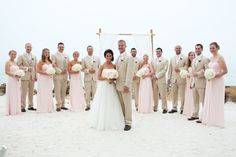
175, 54, 181, 64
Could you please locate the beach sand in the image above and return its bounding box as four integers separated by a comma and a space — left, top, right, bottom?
0, 95, 236, 157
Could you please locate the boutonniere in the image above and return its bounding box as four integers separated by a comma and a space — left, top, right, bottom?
198, 60, 201, 62
93, 60, 96, 63
159, 59, 162, 62
64, 56, 69, 63
135, 61, 138, 63
180, 57, 183, 60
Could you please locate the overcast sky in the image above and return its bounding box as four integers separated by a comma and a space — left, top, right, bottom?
0, 0, 235, 84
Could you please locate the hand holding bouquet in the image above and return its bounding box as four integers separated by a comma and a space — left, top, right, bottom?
204, 69, 216, 80
72, 64, 82, 72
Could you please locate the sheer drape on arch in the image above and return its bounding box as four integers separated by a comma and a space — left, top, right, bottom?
98, 33, 153, 62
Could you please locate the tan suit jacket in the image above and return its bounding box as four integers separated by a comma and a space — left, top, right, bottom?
116, 53, 134, 91
51, 52, 69, 80
192, 56, 210, 89
151, 57, 168, 84
82, 55, 100, 82
168, 54, 188, 84
17, 53, 37, 80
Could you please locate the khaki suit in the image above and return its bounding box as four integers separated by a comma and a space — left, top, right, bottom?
51, 52, 69, 109
82, 55, 100, 107
132, 57, 141, 108
116, 52, 134, 126
191, 56, 209, 118
168, 54, 188, 110
17, 53, 37, 109
151, 57, 168, 110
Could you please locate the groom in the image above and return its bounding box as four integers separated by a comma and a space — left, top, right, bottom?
116, 40, 134, 131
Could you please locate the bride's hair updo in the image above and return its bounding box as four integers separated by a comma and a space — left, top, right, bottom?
104, 49, 114, 61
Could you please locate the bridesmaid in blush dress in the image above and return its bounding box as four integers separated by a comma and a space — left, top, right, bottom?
201, 42, 228, 128
138, 54, 154, 113
183, 51, 195, 116
36, 48, 54, 113
5, 50, 21, 116
68, 51, 87, 111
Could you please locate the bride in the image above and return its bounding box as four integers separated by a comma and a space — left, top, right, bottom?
89, 49, 125, 130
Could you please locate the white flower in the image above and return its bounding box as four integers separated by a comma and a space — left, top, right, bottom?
204, 69, 216, 80
106, 69, 119, 79
15, 69, 25, 77
179, 69, 188, 78
46, 67, 56, 75
72, 64, 82, 72
136, 67, 149, 78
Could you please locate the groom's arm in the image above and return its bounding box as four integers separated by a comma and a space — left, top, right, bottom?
125, 56, 134, 90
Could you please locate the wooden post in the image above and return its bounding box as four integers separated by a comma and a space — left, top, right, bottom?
97, 28, 102, 36
150, 29, 154, 58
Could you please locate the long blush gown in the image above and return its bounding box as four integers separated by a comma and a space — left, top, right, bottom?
138, 64, 154, 113
6, 65, 21, 116
69, 71, 87, 111
202, 59, 225, 128
183, 67, 194, 116
37, 64, 54, 113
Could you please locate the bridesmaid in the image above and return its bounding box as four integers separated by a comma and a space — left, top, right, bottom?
201, 42, 228, 127
138, 54, 154, 113
36, 48, 54, 113
183, 51, 195, 116
5, 50, 21, 115
68, 51, 87, 111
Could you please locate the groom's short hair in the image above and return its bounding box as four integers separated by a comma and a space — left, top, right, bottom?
131, 48, 136, 51
118, 40, 126, 45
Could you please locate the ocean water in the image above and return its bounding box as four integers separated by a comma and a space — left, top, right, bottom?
0, 60, 235, 86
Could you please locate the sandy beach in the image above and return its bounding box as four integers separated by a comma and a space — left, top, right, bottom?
0, 95, 236, 157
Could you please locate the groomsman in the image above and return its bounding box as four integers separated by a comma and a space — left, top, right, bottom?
130, 48, 141, 111
151, 48, 168, 113
188, 44, 209, 122
168, 45, 188, 114
17, 43, 37, 112
82, 45, 100, 111
51, 42, 69, 112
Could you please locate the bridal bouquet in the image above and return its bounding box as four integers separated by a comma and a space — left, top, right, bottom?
46, 66, 56, 75
15, 69, 25, 77
106, 69, 119, 79
204, 68, 216, 80
72, 64, 82, 72
136, 67, 149, 78
179, 69, 188, 78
